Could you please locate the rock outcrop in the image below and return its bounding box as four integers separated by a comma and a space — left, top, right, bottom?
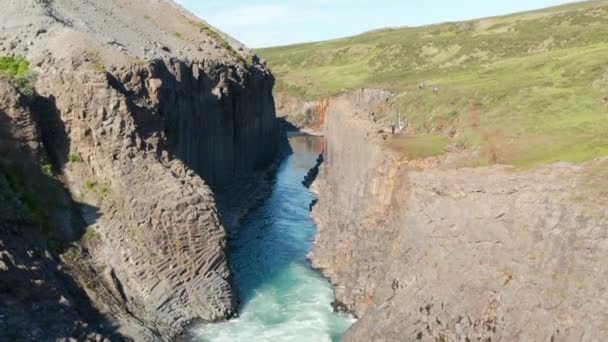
0, 80, 126, 341
1, 0, 277, 340
310, 91, 608, 341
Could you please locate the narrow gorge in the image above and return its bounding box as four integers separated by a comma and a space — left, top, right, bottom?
2, 0, 608, 341
193, 135, 353, 342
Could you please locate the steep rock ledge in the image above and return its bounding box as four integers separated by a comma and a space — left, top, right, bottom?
1, 0, 278, 340
310, 91, 608, 341
33, 59, 277, 340
0, 81, 125, 341
275, 89, 392, 131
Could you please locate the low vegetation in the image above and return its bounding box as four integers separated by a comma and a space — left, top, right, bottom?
385, 134, 450, 159
84, 50, 105, 73
259, 0, 608, 167
99, 183, 109, 196
40, 153, 55, 178
0, 160, 51, 234
82, 227, 100, 243
67, 152, 82, 163
83, 179, 96, 191
0, 55, 36, 96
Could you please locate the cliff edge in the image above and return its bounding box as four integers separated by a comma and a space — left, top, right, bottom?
310, 90, 608, 341
0, 0, 277, 340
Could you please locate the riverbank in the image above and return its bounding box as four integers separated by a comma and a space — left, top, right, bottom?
193, 135, 353, 342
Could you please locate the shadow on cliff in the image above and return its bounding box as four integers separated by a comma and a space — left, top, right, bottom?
106, 60, 290, 233
277, 117, 301, 133
30, 95, 71, 173
105, 61, 301, 319
0, 102, 127, 341
108, 60, 278, 191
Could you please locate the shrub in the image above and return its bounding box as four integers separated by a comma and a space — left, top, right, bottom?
84, 50, 105, 73
0, 55, 29, 78
41, 163, 53, 177
40, 153, 54, 177
67, 152, 81, 163
83, 179, 95, 191
0, 55, 36, 96
82, 227, 100, 242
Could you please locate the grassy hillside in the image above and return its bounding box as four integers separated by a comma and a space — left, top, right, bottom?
258, 0, 608, 167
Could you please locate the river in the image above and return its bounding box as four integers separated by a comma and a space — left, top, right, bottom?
193, 135, 354, 342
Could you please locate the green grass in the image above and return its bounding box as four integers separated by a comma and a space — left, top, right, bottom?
385, 134, 450, 159
258, 0, 608, 167
0, 55, 36, 96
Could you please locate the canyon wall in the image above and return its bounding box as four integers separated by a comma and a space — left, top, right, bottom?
275, 93, 331, 130
0, 0, 277, 340
310, 91, 608, 341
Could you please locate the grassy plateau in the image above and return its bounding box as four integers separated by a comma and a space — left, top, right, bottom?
258, 0, 608, 167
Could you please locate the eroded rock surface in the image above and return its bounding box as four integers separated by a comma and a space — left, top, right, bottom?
1, 0, 277, 340
310, 91, 608, 341
0, 81, 126, 341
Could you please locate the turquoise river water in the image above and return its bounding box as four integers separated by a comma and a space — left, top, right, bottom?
193, 135, 354, 342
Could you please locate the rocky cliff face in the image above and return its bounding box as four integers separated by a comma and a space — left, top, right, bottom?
310, 91, 608, 341
275, 93, 329, 130
1, 0, 277, 341
0, 80, 127, 341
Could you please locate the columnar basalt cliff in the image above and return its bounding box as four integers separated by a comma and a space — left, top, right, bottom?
1, 0, 277, 340
310, 91, 608, 341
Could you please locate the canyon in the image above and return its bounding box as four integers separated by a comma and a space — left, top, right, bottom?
2, 0, 608, 341
262, 2, 608, 340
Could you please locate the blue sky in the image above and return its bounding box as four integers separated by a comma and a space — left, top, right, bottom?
176, 0, 584, 48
